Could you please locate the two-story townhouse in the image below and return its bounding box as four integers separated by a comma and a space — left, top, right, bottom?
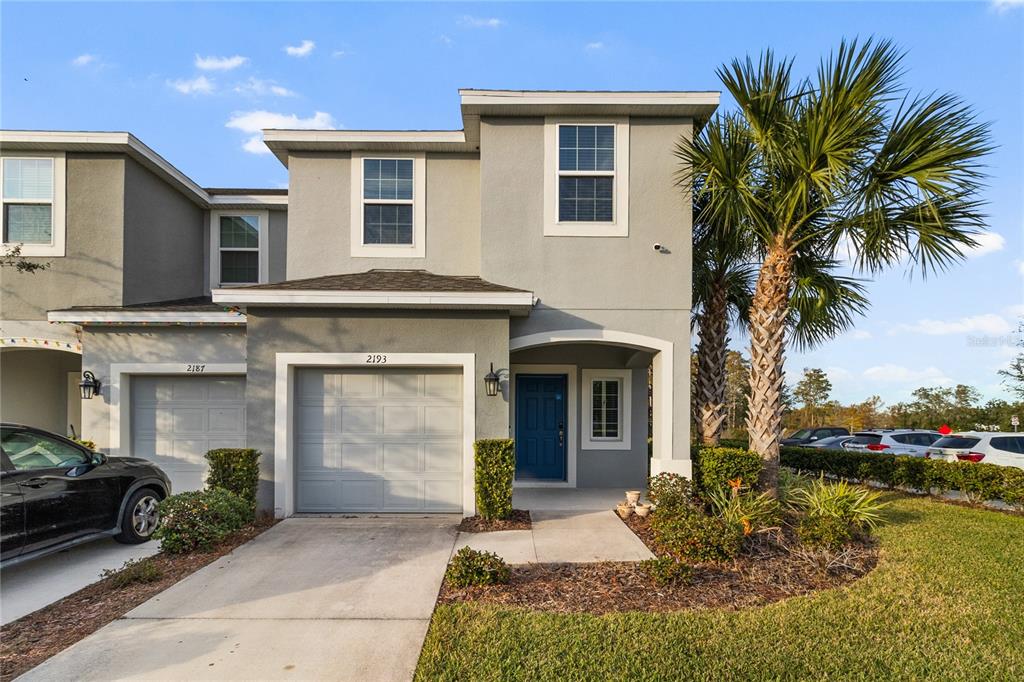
3, 89, 718, 517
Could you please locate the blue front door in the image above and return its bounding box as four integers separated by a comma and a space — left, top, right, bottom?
515, 374, 567, 481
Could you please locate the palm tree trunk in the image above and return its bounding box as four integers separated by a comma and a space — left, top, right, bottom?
695, 280, 729, 446
746, 236, 795, 491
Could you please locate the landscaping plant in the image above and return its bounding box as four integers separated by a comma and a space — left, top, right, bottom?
474, 439, 515, 520
706, 482, 781, 536
796, 514, 854, 551
154, 488, 254, 554
647, 472, 699, 513
640, 556, 693, 587
205, 448, 261, 506
694, 446, 764, 496
100, 557, 163, 588
788, 476, 888, 531
650, 508, 744, 563
445, 547, 511, 588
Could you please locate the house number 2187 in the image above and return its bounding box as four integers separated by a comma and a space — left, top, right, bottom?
365, 354, 387, 364
186, 364, 206, 373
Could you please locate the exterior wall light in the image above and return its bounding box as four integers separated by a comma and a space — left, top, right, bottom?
79, 371, 102, 400
484, 363, 500, 397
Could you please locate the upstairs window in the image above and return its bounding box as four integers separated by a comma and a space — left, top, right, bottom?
558, 125, 615, 222
350, 152, 426, 258
543, 119, 629, 237
210, 210, 268, 288
1, 153, 66, 256
363, 159, 413, 245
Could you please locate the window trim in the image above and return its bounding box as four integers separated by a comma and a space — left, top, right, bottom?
582, 368, 632, 450
209, 209, 269, 288
543, 118, 629, 238
0, 152, 66, 257
349, 151, 426, 258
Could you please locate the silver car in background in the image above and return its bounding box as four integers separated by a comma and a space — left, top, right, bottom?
843, 429, 942, 457
925, 432, 1024, 470
804, 435, 854, 451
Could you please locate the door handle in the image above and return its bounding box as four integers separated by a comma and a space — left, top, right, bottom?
22, 478, 48, 489
558, 422, 564, 447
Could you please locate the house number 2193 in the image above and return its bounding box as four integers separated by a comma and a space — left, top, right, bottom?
365, 354, 387, 364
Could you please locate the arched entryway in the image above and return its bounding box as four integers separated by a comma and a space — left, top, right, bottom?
0, 343, 83, 437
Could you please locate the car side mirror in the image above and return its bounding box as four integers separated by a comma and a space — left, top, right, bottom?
91, 452, 107, 465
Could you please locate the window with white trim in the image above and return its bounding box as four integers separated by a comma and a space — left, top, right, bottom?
210, 210, 268, 288
582, 369, 632, 450
1, 153, 66, 257
350, 152, 426, 258
544, 118, 629, 237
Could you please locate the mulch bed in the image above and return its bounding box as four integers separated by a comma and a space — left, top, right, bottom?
438, 513, 878, 614
0, 519, 276, 682
457, 509, 532, 532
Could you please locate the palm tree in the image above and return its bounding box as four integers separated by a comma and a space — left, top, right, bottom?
681, 39, 992, 489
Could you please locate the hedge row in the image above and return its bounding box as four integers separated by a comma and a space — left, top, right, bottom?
474, 439, 515, 520
781, 446, 1024, 509
693, 446, 763, 494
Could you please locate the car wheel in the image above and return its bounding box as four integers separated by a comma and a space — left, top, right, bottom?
115, 488, 162, 544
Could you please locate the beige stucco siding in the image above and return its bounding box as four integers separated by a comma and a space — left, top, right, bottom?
122, 157, 206, 305
244, 309, 509, 510
0, 348, 81, 434
1, 154, 125, 319
285, 152, 480, 278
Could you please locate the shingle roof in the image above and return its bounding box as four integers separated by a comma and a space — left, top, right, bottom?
205, 188, 288, 196
57, 296, 224, 312
236, 270, 529, 294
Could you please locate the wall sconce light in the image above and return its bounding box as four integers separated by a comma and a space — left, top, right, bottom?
79, 371, 102, 400
484, 363, 500, 397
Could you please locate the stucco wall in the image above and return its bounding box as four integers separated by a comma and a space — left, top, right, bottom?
244, 309, 509, 510
285, 152, 480, 278
0, 348, 82, 434
0, 154, 125, 319
510, 343, 651, 488
78, 326, 248, 452
122, 157, 206, 305
267, 210, 289, 283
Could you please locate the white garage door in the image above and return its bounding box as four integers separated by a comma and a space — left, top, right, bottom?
295, 368, 463, 513
131, 376, 246, 493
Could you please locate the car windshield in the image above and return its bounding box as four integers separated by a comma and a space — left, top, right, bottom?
788, 429, 812, 439
931, 436, 982, 449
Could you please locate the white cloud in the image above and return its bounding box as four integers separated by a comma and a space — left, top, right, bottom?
824, 366, 854, 382
585, 42, 605, 51
893, 313, 1012, 336
284, 40, 315, 57
967, 231, 1006, 257
438, 35, 453, 46
71, 54, 97, 67
227, 110, 337, 154
992, 0, 1023, 13
331, 50, 348, 58
233, 77, 297, 97
1017, 260, 1024, 277
849, 329, 873, 340
195, 54, 248, 71
458, 15, 503, 28
167, 75, 214, 95
862, 364, 954, 386
1004, 303, 1024, 318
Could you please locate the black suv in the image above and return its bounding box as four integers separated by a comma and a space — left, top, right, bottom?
780, 426, 851, 446
1, 423, 171, 567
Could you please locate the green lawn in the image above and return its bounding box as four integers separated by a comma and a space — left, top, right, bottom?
416, 496, 1024, 681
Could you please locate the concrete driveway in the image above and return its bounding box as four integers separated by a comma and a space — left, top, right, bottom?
1, 537, 160, 625
19, 516, 458, 682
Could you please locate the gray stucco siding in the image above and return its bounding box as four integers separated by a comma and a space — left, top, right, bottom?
285, 152, 480, 279
1, 154, 126, 319
244, 309, 510, 511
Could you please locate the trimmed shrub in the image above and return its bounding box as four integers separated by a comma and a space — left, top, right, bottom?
474, 439, 515, 520
781, 445, 1023, 507
641, 556, 692, 587
100, 557, 163, 588
647, 472, 699, 514
205, 448, 261, 506
694, 446, 763, 495
796, 514, 854, 550
154, 488, 253, 554
445, 547, 511, 587
650, 508, 743, 563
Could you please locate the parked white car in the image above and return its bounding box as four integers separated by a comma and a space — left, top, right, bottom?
843, 429, 942, 457
925, 432, 1024, 470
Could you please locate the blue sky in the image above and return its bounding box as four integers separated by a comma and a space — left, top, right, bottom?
2, 1, 1022, 406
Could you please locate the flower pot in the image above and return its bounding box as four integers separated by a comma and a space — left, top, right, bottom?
616, 503, 633, 519
625, 490, 642, 505
634, 503, 651, 518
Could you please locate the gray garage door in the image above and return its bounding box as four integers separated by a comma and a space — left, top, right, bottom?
131, 376, 246, 493
295, 367, 463, 513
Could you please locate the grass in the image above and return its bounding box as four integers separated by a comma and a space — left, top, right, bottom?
416, 495, 1024, 681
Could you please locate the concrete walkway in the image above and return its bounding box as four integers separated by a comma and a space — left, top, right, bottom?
455, 488, 654, 564
19, 517, 458, 682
